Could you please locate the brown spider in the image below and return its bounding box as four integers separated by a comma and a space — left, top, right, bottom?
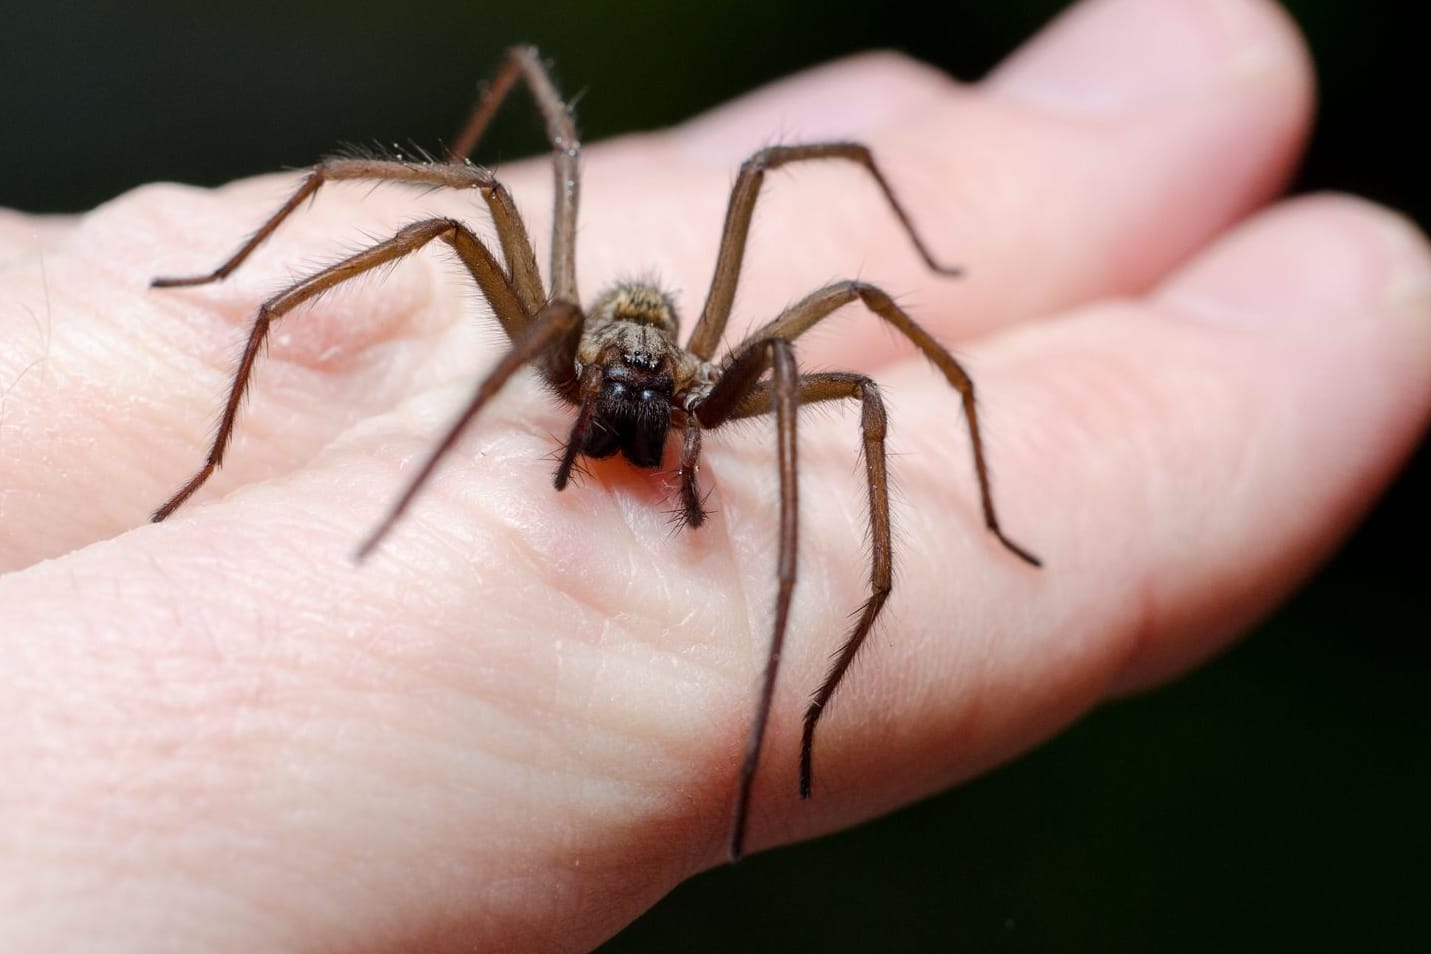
149, 46, 1039, 860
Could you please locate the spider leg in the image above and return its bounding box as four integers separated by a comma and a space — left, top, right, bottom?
152, 159, 546, 321
448, 45, 581, 304
704, 281, 1038, 843
685, 143, 961, 360
745, 279, 1039, 565
675, 415, 709, 530
356, 299, 585, 559
726, 372, 891, 800
552, 364, 604, 490
695, 336, 800, 861
152, 216, 547, 522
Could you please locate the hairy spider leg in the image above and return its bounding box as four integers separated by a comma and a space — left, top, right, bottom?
356, 299, 585, 559
151, 47, 590, 520
700, 280, 1040, 856
552, 363, 605, 490
746, 281, 1039, 563
448, 44, 581, 303
685, 143, 962, 360
153, 44, 578, 309
152, 159, 546, 319
729, 371, 892, 801
675, 415, 708, 529
694, 335, 800, 859
151, 217, 542, 521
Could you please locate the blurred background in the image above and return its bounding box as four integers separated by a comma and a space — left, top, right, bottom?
2, 1, 1425, 950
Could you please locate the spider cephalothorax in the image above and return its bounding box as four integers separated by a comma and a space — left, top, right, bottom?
570, 282, 699, 471
150, 45, 1038, 860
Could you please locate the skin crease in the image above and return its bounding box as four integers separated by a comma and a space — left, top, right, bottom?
1, 0, 1429, 951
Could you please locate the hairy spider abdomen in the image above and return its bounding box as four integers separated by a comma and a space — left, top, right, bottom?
588, 281, 681, 335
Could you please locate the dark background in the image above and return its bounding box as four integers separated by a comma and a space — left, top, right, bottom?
3, 2, 1425, 950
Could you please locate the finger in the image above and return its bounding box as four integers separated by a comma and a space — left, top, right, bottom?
750, 194, 1431, 847
0, 209, 72, 265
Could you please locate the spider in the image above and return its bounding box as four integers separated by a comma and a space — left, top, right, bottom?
149, 45, 1039, 860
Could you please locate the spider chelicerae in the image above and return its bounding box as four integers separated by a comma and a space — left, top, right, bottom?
150, 45, 1040, 860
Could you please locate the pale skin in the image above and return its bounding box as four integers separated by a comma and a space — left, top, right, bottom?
1, 0, 1429, 951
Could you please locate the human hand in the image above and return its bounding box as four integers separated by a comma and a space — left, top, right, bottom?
2, 0, 1428, 951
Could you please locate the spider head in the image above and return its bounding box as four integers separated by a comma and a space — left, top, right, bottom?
582, 354, 674, 468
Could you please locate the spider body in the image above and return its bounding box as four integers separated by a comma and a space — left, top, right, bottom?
569, 283, 705, 476
150, 46, 1037, 860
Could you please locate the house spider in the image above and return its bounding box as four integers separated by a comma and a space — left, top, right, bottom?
150, 46, 1039, 860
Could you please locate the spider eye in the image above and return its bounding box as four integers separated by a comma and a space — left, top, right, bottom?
639, 389, 661, 403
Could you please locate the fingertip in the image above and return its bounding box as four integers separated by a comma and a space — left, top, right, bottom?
987, 0, 1312, 119
1156, 193, 1431, 329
